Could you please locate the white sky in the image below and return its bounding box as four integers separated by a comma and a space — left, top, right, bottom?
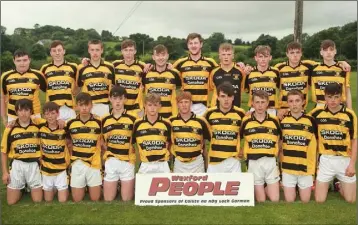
1, 1, 357, 41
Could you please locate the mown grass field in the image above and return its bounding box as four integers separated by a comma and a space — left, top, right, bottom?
0, 72, 357, 225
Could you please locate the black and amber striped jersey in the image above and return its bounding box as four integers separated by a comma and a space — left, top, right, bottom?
280, 113, 317, 175
102, 111, 137, 164
112, 60, 146, 111
143, 66, 182, 118
244, 66, 280, 108
173, 55, 218, 107
1, 69, 46, 118
204, 106, 245, 164
1, 119, 41, 162
169, 113, 211, 163
274, 61, 315, 109
41, 61, 77, 108
240, 113, 281, 160
310, 62, 350, 104
38, 123, 70, 176
132, 116, 171, 162
309, 104, 357, 157
65, 114, 102, 169
209, 63, 245, 108
77, 61, 115, 104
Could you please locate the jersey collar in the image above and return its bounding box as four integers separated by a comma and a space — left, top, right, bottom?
144, 115, 161, 126
251, 111, 269, 123
178, 112, 195, 122
324, 103, 346, 114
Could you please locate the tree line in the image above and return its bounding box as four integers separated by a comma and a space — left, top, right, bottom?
1, 21, 356, 72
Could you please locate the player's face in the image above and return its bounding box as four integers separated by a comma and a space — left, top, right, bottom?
145, 102, 161, 117
13, 55, 31, 73
152, 51, 168, 67
252, 96, 269, 114
50, 45, 65, 62
77, 102, 93, 116
187, 38, 203, 56
88, 44, 103, 61
325, 94, 341, 109
218, 91, 234, 110
16, 108, 32, 123
178, 99, 192, 114
44, 110, 59, 125
121, 46, 136, 62
110, 95, 126, 111
286, 49, 302, 65
287, 95, 304, 114
254, 53, 272, 68
320, 47, 336, 62
219, 49, 234, 66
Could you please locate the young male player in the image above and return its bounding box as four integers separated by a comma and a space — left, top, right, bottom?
240, 90, 281, 202
143, 44, 182, 118
1, 50, 46, 124
173, 33, 218, 116
112, 39, 147, 118
1, 99, 42, 205
244, 45, 280, 116
209, 43, 246, 108
101, 85, 136, 202
65, 92, 102, 202
279, 90, 317, 203
169, 91, 211, 172
41, 40, 78, 121
310, 82, 356, 203
77, 40, 115, 117
204, 82, 245, 173
39, 101, 70, 202
132, 93, 172, 173
310, 40, 352, 109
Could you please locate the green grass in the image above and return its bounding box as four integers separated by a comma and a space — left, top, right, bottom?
234, 45, 251, 51
0, 73, 356, 225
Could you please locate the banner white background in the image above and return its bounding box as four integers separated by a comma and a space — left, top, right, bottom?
135, 173, 254, 206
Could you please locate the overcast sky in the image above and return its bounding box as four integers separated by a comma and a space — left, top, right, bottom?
1, 1, 357, 41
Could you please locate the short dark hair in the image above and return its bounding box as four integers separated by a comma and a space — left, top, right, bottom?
110, 85, 127, 98
186, 33, 203, 43
88, 39, 103, 48
287, 90, 304, 101
50, 40, 65, 49
320, 39, 336, 50
217, 82, 235, 97
286, 42, 302, 52
13, 49, 30, 60
15, 99, 33, 113
43, 101, 60, 114
76, 92, 92, 105
121, 39, 136, 50
153, 44, 168, 54
252, 90, 269, 101
324, 82, 342, 96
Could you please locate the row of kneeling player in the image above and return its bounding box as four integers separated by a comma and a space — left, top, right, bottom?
1, 82, 356, 205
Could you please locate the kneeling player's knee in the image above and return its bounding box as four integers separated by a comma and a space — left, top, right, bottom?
344, 195, 356, 204
7, 199, 19, 205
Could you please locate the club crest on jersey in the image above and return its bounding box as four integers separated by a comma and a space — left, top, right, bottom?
300, 71, 305, 76
192, 128, 198, 134
160, 130, 165, 136
233, 74, 240, 80
165, 78, 171, 84
202, 66, 207, 71
28, 78, 33, 83
124, 124, 129, 129
232, 119, 237, 125
90, 128, 95, 133
268, 129, 273, 134
335, 71, 341, 77
303, 125, 309, 131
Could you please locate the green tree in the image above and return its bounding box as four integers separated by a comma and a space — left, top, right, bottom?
249, 34, 278, 57
206, 32, 226, 52
0, 51, 14, 71
31, 44, 47, 60
52, 31, 65, 41
234, 38, 243, 45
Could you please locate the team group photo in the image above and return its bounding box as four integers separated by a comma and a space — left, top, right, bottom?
0, 1, 356, 224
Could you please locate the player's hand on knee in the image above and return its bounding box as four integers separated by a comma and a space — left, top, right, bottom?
2, 172, 10, 185
345, 163, 356, 177
81, 58, 90, 66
